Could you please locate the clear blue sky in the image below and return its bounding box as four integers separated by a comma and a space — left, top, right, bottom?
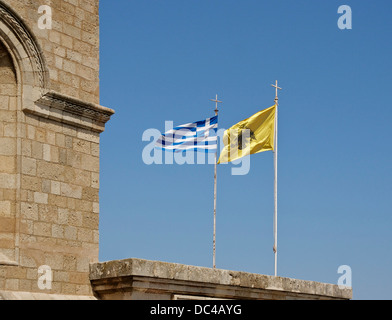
98, 0, 391, 300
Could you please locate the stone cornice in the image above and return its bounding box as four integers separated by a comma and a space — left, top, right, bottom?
90, 258, 353, 300
24, 91, 115, 133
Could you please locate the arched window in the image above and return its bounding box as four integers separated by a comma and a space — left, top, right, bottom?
0, 40, 18, 265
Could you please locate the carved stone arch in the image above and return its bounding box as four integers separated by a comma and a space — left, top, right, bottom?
0, 1, 49, 102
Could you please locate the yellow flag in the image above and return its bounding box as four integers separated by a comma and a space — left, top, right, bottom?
218, 105, 276, 164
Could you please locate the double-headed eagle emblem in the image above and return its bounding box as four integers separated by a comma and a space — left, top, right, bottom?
235, 124, 256, 151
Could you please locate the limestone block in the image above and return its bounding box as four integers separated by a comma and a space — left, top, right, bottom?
0, 173, 16, 189
33, 222, 51, 237
21, 175, 41, 193
21, 157, 37, 176
0, 96, 9, 109
34, 192, 48, 205
57, 208, 68, 225
20, 202, 38, 220
64, 226, 77, 240
51, 181, 61, 195
52, 224, 64, 238
0, 137, 16, 155
38, 205, 58, 224
43, 144, 51, 161
60, 183, 82, 199
0, 201, 11, 217
5, 279, 18, 291
21, 140, 32, 157
0, 156, 16, 173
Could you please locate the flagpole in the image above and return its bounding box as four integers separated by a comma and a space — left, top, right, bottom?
271, 80, 282, 277
210, 94, 222, 269
274, 101, 278, 277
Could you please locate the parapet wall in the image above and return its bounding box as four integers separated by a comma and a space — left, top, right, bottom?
90, 258, 352, 300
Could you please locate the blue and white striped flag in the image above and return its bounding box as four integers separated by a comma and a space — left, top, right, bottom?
155, 116, 218, 153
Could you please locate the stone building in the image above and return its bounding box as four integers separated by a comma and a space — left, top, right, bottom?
0, 0, 114, 298
0, 0, 351, 300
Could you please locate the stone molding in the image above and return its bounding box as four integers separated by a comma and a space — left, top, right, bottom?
0, 290, 97, 300
23, 91, 115, 133
0, 253, 18, 266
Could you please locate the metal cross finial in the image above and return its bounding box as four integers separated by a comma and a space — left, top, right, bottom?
210, 94, 222, 116
271, 80, 282, 105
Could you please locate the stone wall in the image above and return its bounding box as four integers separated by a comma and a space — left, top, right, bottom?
7, 114, 101, 295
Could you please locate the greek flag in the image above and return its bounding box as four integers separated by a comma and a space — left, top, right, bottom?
155, 116, 218, 153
